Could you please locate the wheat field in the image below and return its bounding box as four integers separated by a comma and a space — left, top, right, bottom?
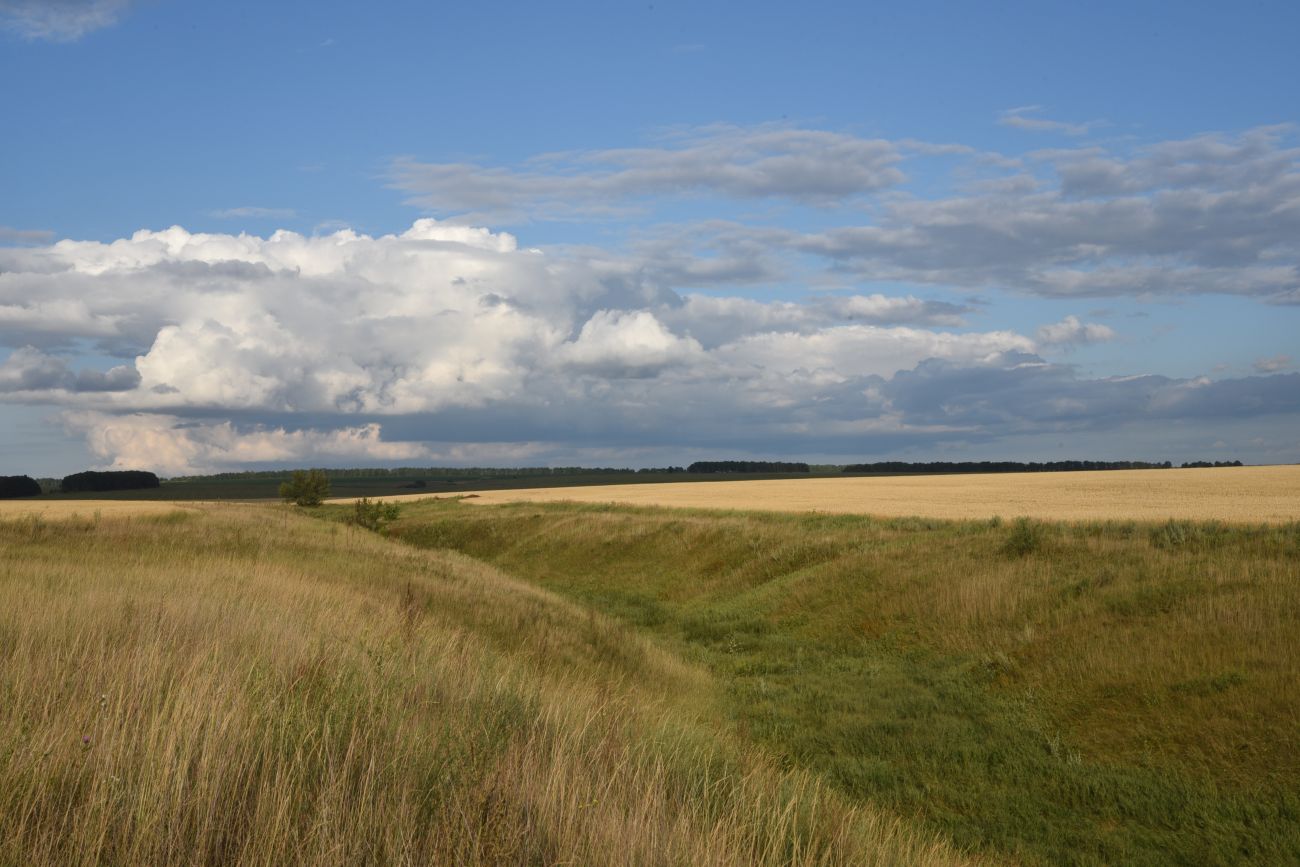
417, 465, 1300, 522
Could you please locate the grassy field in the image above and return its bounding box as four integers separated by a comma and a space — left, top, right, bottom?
417, 465, 1300, 522
0, 500, 197, 519
383, 498, 1300, 865
6, 486, 1297, 865
0, 504, 962, 866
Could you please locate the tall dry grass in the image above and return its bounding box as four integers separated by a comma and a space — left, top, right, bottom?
0, 507, 966, 866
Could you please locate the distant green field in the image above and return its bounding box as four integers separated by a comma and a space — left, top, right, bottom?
378, 499, 1300, 865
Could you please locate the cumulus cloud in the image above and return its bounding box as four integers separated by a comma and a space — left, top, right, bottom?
0, 346, 139, 394
390, 124, 904, 220
63, 413, 433, 476
556, 310, 705, 377
0, 0, 130, 41
2, 216, 1296, 472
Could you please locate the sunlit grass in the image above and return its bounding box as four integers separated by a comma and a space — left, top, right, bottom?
0, 505, 964, 866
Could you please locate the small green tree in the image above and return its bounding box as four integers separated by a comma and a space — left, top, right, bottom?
279, 469, 330, 507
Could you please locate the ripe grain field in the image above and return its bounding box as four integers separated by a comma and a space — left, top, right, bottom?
369, 465, 1300, 523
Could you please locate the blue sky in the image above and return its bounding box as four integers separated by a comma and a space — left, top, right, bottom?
2, 0, 1298, 475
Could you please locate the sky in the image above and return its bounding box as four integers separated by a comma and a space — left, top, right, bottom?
1, 0, 1298, 476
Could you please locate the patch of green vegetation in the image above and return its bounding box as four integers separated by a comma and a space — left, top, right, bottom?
379, 500, 1300, 866
1001, 516, 1048, 557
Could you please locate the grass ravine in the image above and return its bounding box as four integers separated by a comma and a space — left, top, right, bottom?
382, 499, 1300, 866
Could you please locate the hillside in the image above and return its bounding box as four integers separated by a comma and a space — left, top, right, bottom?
0, 505, 961, 866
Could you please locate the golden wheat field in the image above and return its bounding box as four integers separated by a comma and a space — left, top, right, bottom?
389, 465, 1300, 522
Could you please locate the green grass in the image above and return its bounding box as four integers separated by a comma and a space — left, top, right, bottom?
376, 500, 1300, 866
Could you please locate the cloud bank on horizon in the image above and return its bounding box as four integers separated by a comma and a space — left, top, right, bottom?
3, 120, 1298, 475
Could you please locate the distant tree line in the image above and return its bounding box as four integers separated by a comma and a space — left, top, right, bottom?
841, 460, 1175, 475
60, 470, 161, 492
0, 475, 42, 498
170, 466, 664, 482
1180, 460, 1243, 468
687, 461, 811, 474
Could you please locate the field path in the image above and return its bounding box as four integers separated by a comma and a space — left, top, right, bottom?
392, 465, 1300, 522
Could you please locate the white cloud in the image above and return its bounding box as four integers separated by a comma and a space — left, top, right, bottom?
1035, 315, 1116, 347
390, 124, 904, 220
64, 413, 432, 476
557, 310, 705, 377
1253, 354, 1293, 373
0, 0, 130, 41
3, 214, 1297, 473
0, 219, 1062, 471
0, 346, 138, 394
787, 126, 1300, 303
0, 226, 54, 245
998, 106, 1099, 136
210, 207, 299, 220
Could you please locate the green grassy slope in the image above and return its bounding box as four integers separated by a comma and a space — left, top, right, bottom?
0, 505, 963, 866
381, 500, 1300, 866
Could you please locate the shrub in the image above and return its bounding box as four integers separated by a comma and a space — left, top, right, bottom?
279, 469, 330, 507
349, 497, 401, 532
1151, 519, 1192, 549
1002, 517, 1046, 557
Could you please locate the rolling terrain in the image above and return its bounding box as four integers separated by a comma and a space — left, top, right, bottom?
5, 473, 1298, 864
0, 504, 957, 866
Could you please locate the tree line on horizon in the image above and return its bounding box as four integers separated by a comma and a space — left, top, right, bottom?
686, 461, 812, 474
840, 460, 1245, 474
1, 459, 1253, 499
0, 470, 161, 499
